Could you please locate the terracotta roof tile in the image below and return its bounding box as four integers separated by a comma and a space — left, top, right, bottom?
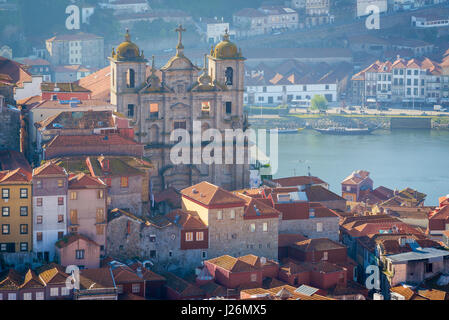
33, 161, 67, 177
68, 172, 106, 189
181, 181, 245, 207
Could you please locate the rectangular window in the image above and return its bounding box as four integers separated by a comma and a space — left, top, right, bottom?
250, 224, 256, 233
96, 208, 104, 223
150, 250, 156, 258
2, 188, 9, 199
127, 104, 135, 117
217, 211, 223, 220
230, 210, 235, 219
58, 232, 64, 240
2, 224, 10, 235
70, 192, 77, 200
36, 292, 44, 300
36, 198, 43, 206
20, 206, 28, 216
317, 222, 323, 232
37, 232, 43, 242
61, 287, 69, 296
196, 232, 204, 241
57, 179, 64, 188
98, 190, 104, 199
20, 242, 28, 252
70, 210, 78, 225
323, 251, 328, 261
58, 197, 64, 205
58, 214, 64, 223
150, 103, 159, 119
425, 263, 433, 273
50, 287, 59, 297
202, 251, 207, 259
201, 101, 211, 116
120, 177, 129, 188
132, 284, 140, 294
37, 216, 43, 224
96, 225, 104, 235
20, 188, 28, 199
36, 180, 42, 189
8, 293, 16, 300
185, 232, 193, 242
263, 222, 268, 232
250, 273, 257, 282
149, 235, 156, 242
76, 249, 85, 260
174, 121, 186, 130
2, 207, 9, 217
225, 102, 232, 114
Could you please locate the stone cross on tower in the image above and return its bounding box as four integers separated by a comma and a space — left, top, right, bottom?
223, 28, 230, 41
175, 24, 186, 56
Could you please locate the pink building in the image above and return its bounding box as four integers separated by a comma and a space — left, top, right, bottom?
55, 234, 100, 269
67, 173, 108, 257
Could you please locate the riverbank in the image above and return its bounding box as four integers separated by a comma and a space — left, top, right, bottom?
248, 113, 449, 130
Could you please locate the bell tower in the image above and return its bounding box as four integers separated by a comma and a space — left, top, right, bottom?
109, 30, 147, 113
208, 29, 245, 118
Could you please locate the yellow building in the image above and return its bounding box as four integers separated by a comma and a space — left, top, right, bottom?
0, 168, 33, 253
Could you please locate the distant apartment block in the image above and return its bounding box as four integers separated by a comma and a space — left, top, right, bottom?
45, 33, 105, 69
412, 13, 449, 28
351, 57, 449, 105
99, 0, 151, 15
233, 6, 299, 38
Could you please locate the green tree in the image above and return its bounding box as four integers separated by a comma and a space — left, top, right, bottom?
310, 95, 328, 111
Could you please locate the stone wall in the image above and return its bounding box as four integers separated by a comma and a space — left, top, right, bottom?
106, 215, 206, 273
0, 108, 20, 151
279, 216, 340, 241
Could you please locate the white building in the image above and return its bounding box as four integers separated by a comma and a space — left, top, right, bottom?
244, 60, 352, 105
99, 0, 150, 15
32, 162, 69, 262
412, 14, 449, 28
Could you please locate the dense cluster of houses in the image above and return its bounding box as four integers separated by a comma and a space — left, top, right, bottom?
2, 160, 449, 300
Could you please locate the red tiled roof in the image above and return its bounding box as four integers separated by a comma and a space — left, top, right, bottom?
291, 238, 346, 252
20, 270, 45, 289
181, 181, 245, 207
45, 134, 139, 149
0, 56, 32, 87
271, 176, 327, 187
68, 172, 106, 189
166, 209, 207, 229
206, 255, 262, 273
55, 233, 100, 249
0, 167, 31, 184
33, 161, 67, 177
234, 192, 281, 220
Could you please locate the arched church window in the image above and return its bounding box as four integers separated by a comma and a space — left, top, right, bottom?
225, 67, 233, 86
127, 69, 135, 88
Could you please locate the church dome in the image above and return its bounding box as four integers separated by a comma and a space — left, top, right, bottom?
113, 30, 144, 62
213, 30, 240, 59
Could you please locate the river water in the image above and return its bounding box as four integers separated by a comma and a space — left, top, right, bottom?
270, 129, 449, 206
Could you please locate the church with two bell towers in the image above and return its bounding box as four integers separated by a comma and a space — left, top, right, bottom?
109, 27, 250, 192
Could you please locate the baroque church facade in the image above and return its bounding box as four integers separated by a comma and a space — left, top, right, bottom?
109, 27, 250, 192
